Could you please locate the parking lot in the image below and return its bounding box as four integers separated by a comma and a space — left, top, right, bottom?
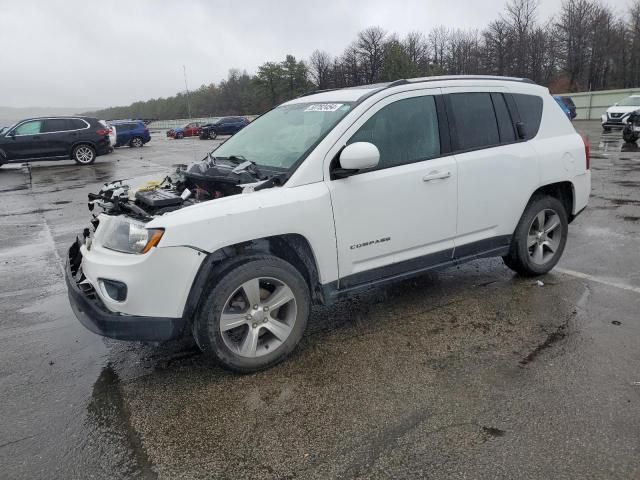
1, 123, 639, 479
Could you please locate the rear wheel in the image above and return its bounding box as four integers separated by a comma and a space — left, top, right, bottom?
193, 256, 310, 373
130, 136, 144, 148
503, 196, 568, 276
72, 145, 96, 165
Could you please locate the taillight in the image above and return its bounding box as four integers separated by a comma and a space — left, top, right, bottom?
96, 128, 110, 136
581, 134, 590, 170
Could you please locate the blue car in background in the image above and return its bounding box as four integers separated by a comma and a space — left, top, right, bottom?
553, 95, 577, 120
109, 120, 151, 147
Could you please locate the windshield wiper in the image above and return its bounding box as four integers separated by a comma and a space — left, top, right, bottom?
231, 159, 257, 174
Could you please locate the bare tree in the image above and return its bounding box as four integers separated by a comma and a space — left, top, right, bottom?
356, 26, 387, 83
429, 26, 450, 72
403, 31, 429, 74
557, 0, 597, 90
309, 50, 333, 89
503, 0, 539, 76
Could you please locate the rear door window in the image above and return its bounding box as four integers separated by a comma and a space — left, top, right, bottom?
449, 93, 500, 151
491, 93, 516, 143
348, 95, 441, 170
42, 119, 71, 133
512, 94, 543, 140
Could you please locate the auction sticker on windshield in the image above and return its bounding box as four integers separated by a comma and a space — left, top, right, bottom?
304, 103, 344, 112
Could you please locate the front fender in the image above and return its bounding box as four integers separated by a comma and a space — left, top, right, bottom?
148, 182, 339, 285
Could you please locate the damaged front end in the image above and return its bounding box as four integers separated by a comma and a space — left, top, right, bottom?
87, 154, 286, 222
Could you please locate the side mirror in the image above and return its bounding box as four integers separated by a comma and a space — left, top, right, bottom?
337, 141, 379, 173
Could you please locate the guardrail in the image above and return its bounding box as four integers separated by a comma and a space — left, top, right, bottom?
146, 115, 260, 131
147, 118, 221, 131
560, 87, 640, 120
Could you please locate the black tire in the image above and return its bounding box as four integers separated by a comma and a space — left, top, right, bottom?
623, 130, 638, 144
130, 136, 144, 148
603, 126, 611, 133
209, 130, 218, 140
72, 144, 96, 165
175, 132, 184, 139
503, 195, 568, 277
193, 255, 310, 373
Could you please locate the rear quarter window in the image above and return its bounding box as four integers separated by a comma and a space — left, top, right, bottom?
69, 119, 88, 130
512, 94, 543, 140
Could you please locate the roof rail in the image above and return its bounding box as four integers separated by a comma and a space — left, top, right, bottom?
298, 87, 343, 98
402, 75, 536, 86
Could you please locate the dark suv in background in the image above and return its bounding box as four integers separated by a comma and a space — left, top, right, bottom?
109, 120, 151, 147
199, 116, 249, 139
0, 116, 112, 166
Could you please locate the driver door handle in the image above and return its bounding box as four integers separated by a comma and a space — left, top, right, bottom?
422, 170, 451, 182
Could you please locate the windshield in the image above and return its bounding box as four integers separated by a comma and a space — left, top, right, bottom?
213, 102, 353, 169
618, 96, 640, 107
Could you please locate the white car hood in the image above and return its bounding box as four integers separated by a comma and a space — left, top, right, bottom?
607, 106, 639, 115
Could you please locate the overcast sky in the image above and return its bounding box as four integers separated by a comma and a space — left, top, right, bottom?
0, 0, 633, 109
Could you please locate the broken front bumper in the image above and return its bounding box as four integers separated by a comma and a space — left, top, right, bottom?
65, 239, 187, 342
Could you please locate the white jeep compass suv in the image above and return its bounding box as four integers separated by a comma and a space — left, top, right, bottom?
66, 76, 591, 372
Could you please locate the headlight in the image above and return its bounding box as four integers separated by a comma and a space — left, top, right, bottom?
101, 217, 164, 254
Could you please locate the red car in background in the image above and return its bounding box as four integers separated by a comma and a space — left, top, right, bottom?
166, 121, 205, 139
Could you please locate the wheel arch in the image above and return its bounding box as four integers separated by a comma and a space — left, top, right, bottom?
69, 141, 97, 158
182, 233, 324, 323
530, 181, 576, 222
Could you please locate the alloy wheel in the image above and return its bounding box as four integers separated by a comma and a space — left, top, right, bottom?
219, 277, 297, 358
132, 137, 143, 147
527, 209, 562, 266
75, 146, 95, 164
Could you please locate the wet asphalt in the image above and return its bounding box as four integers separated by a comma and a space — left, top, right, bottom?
1, 122, 639, 479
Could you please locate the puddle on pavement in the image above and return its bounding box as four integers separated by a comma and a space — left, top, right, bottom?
86, 364, 157, 479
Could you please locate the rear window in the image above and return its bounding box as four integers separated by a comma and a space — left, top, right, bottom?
42, 119, 72, 133
512, 94, 543, 140
449, 93, 500, 150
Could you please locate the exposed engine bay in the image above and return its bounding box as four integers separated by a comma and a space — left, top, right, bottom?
88, 155, 286, 220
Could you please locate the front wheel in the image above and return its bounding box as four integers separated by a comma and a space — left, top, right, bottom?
603, 126, 611, 133
193, 256, 310, 373
175, 132, 184, 139
209, 131, 218, 140
72, 144, 96, 165
503, 196, 568, 276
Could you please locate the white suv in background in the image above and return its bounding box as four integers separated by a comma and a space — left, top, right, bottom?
66, 76, 591, 372
601, 94, 640, 131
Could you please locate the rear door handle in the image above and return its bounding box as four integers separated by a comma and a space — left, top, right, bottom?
422, 170, 451, 182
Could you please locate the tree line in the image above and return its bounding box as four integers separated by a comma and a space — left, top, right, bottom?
89, 0, 640, 120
